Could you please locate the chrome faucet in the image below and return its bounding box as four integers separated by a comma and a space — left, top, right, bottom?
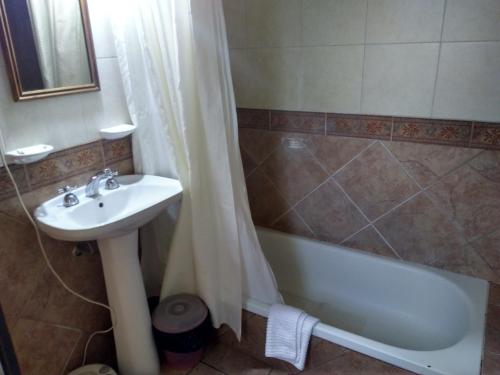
85, 168, 119, 197
57, 185, 79, 207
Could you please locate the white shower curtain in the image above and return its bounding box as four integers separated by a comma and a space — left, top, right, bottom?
111, 0, 281, 337
28, 0, 91, 88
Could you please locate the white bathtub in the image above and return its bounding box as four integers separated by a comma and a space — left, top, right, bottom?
245, 228, 489, 375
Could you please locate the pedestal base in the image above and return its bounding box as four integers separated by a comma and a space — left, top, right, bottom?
98, 230, 159, 375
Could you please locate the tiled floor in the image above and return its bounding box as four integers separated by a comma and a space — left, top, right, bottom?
160, 342, 412, 375
159, 284, 500, 375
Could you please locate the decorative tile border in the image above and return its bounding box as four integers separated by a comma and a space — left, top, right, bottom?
237, 108, 270, 129
270, 110, 325, 134
393, 117, 471, 146
238, 108, 500, 150
471, 123, 500, 149
0, 164, 29, 201
103, 137, 133, 164
327, 114, 392, 140
0, 136, 133, 201
27, 142, 105, 189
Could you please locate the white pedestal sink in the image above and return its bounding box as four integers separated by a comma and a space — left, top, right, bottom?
34, 175, 182, 375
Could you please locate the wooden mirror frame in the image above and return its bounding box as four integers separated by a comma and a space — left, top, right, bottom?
0, 0, 100, 101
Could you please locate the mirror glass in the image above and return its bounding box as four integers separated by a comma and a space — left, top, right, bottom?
0, 0, 99, 100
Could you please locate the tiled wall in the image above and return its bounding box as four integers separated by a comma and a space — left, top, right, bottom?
239, 108, 500, 284
224, 0, 500, 123
0, 1, 130, 373
0, 0, 129, 153
227, 1, 500, 283
0, 137, 133, 374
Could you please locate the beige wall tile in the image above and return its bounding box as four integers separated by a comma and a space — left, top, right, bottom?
302, 0, 367, 45
229, 49, 252, 108
0, 62, 89, 152
301, 46, 363, 113
81, 58, 131, 137
443, 0, 500, 42
0, 36, 128, 154
433, 42, 500, 122
246, 0, 301, 47
335, 142, 419, 220
362, 44, 439, 117
222, 0, 246, 48
366, 0, 445, 43
244, 48, 302, 110
87, 0, 116, 58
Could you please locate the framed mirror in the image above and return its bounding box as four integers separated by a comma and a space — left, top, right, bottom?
0, 0, 99, 101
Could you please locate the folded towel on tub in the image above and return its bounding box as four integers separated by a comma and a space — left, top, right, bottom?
265, 303, 319, 370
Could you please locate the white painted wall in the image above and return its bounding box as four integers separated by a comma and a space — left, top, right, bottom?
0, 0, 130, 152
225, 0, 500, 122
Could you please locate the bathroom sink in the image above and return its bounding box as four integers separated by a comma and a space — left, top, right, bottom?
34, 174, 182, 375
35, 174, 182, 241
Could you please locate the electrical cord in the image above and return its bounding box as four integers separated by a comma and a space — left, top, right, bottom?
0, 128, 115, 368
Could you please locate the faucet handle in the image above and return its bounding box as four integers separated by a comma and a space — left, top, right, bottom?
57, 185, 78, 194
103, 168, 119, 177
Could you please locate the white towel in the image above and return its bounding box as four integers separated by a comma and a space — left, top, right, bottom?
265, 304, 319, 370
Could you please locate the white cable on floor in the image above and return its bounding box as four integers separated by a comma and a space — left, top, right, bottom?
0, 128, 115, 368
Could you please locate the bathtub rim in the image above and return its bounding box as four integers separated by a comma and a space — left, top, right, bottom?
250, 227, 489, 375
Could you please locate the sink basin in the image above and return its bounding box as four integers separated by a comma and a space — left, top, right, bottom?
35, 175, 182, 241
35, 174, 182, 375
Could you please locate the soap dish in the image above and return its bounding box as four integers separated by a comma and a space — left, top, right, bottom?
6, 144, 54, 164
100, 124, 137, 140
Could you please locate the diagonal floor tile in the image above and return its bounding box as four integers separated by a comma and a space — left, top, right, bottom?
11, 319, 81, 375
203, 342, 272, 375
301, 351, 412, 374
